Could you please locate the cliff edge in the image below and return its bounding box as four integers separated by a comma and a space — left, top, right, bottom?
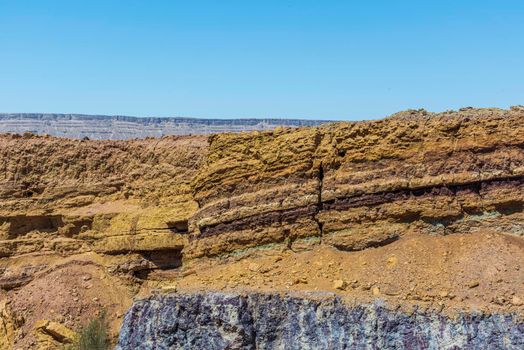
1, 107, 523, 349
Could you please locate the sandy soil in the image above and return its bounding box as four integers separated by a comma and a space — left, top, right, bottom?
164, 230, 524, 316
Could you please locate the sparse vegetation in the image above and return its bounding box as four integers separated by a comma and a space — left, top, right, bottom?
64, 311, 110, 350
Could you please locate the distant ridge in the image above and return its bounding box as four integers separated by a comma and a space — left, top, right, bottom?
0, 113, 331, 140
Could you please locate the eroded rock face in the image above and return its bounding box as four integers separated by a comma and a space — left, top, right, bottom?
2, 108, 524, 262
2, 107, 524, 348
186, 107, 524, 259
0, 135, 207, 260
0, 135, 208, 349
116, 292, 524, 350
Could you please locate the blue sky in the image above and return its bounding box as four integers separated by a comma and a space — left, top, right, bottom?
0, 1, 523, 120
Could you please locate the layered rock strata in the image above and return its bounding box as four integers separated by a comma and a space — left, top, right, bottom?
0, 135, 207, 261
1, 107, 524, 349
0, 113, 328, 140
187, 107, 524, 259
2, 108, 523, 264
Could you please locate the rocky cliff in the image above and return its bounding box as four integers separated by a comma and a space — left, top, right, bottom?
188, 106, 524, 259
0, 107, 523, 349
0, 113, 328, 140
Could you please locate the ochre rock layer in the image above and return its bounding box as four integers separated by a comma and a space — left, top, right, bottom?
188, 107, 524, 258
0, 135, 207, 259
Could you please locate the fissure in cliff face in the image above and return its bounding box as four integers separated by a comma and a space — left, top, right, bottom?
0, 107, 524, 349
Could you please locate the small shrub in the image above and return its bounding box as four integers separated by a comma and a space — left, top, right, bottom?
64, 311, 110, 350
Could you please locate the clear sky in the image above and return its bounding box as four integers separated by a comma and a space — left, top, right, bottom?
1, 1, 523, 120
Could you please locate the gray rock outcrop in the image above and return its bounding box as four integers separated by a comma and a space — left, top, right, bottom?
0, 113, 329, 139
116, 292, 524, 350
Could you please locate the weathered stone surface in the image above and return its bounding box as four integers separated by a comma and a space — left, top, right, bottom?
34, 319, 77, 349
3, 108, 524, 260
0, 135, 205, 260
0, 135, 206, 349
116, 292, 524, 350
2, 107, 524, 348
186, 107, 524, 258
0, 300, 19, 350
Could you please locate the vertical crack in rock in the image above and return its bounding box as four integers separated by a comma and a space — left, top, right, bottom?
314, 162, 325, 242
311, 128, 328, 243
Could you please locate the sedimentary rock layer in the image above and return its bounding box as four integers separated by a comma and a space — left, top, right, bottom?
0, 113, 328, 140
116, 292, 524, 350
187, 107, 524, 258
2, 107, 524, 262
0, 135, 207, 260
